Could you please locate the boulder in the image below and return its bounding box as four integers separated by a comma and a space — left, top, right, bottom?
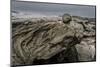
11, 14, 96, 66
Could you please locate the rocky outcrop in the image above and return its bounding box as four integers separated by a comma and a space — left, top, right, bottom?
11, 14, 96, 66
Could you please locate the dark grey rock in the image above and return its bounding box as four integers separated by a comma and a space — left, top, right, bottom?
62, 14, 72, 24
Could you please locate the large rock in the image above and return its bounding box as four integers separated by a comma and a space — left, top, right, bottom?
75, 37, 96, 61
11, 14, 96, 66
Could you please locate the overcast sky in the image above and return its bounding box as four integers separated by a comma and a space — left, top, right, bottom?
11, 1, 96, 18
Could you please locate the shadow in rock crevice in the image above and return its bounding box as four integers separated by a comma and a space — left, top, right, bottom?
33, 46, 79, 65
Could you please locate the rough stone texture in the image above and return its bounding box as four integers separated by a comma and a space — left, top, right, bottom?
11, 14, 96, 66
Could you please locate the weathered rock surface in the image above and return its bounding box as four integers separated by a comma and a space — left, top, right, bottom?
11, 14, 96, 66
